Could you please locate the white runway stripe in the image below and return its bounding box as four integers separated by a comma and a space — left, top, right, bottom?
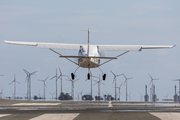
12, 103, 61, 106
30, 113, 80, 120
0, 114, 11, 118
150, 112, 180, 120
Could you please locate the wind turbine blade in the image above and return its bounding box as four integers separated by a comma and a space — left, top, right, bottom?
45, 76, 49, 81
101, 82, 105, 85
74, 79, 79, 82
16, 81, 20, 84
113, 77, 115, 84
148, 74, 153, 80
122, 73, 127, 79
93, 83, 98, 85
128, 77, 133, 80
110, 70, 116, 76
120, 82, 123, 88
50, 76, 56, 80
23, 69, 29, 74
117, 74, 123, 77
173, 79, 180, 81
59, 67, 62, 75
31, 71, 38, 75
9, 81, 14, 85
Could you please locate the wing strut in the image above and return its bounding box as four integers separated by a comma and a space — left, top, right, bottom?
49, 48, 79, 66
99, 51, 129, 66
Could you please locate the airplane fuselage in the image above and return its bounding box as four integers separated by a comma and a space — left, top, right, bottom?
78, 45, 100, 68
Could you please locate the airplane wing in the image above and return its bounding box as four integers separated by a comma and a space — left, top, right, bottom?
97, 45, 175, 51
4, 40, 175, 51
4, 40, 81, 50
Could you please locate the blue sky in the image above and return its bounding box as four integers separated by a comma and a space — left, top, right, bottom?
0, 0, 180, 101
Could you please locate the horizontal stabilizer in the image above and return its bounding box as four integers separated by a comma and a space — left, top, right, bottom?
60, 56, 117, 59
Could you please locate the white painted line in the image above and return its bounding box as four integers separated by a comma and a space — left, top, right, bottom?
108, 101, 113, 107
12, 103, 61, 106
150, 112, 180, 120
0, 114, 11, 118
30, 113, 80, 120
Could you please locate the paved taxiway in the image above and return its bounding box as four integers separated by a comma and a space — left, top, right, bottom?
0, 99, 180, 120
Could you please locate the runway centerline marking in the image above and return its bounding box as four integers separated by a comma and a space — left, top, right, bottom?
30, 113, 80, 120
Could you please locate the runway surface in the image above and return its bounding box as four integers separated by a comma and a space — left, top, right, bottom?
0, 99, 180, 120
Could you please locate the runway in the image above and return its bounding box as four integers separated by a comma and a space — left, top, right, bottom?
0, 99, 180, 120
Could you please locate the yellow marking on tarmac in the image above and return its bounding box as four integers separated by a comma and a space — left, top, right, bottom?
12, 103, 61, 106
0, 114, 11, 118
150, 112, 180, 120
30, 113, 80, 120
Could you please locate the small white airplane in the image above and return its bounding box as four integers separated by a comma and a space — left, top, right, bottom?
4, 28, 175, 80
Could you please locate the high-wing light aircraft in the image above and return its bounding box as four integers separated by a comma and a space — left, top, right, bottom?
4, 28, 175, 80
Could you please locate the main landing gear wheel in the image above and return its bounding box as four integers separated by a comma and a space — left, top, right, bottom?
103, 74, 106, 80
87, 73, 90, 80
71, 73, 75, 80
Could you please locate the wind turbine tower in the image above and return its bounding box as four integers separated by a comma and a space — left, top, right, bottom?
93, 75, 105, 100
38, 76, 48, 99
24, 69, 37, 100
58, 67, 68, 94
149, 74, 158, 102
116, 83, 123, 101
122, 73, 133, 102
110, 70, 122, 101
51, 69, 60, 100
66, 77, 79, 100
9, 74, 20, 99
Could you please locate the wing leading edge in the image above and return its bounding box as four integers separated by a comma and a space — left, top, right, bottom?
4, 40, 175, 51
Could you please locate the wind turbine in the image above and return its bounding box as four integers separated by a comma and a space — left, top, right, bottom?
50, 92, 55, 99
110, 70, 122, 101
9, 74, 20, 99
66, 76, 79, 100
58, 67, 68, 94
128, 93, 132, 101
148, 74, 158, 102
50, 69, 59, 100
85, 72, 98, 99
139, 93, 143, 102
116, 83, 123, 101
38, 76, 48, 99
93, 75, 105, 100
122, 73, 133, 102
173, 79, 180, 101
23, 69, 37, 100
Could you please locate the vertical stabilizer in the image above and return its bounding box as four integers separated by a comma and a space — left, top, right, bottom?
88, 28, 90, 57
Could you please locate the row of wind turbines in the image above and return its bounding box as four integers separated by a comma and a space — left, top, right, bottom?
1, 69, 179, 101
